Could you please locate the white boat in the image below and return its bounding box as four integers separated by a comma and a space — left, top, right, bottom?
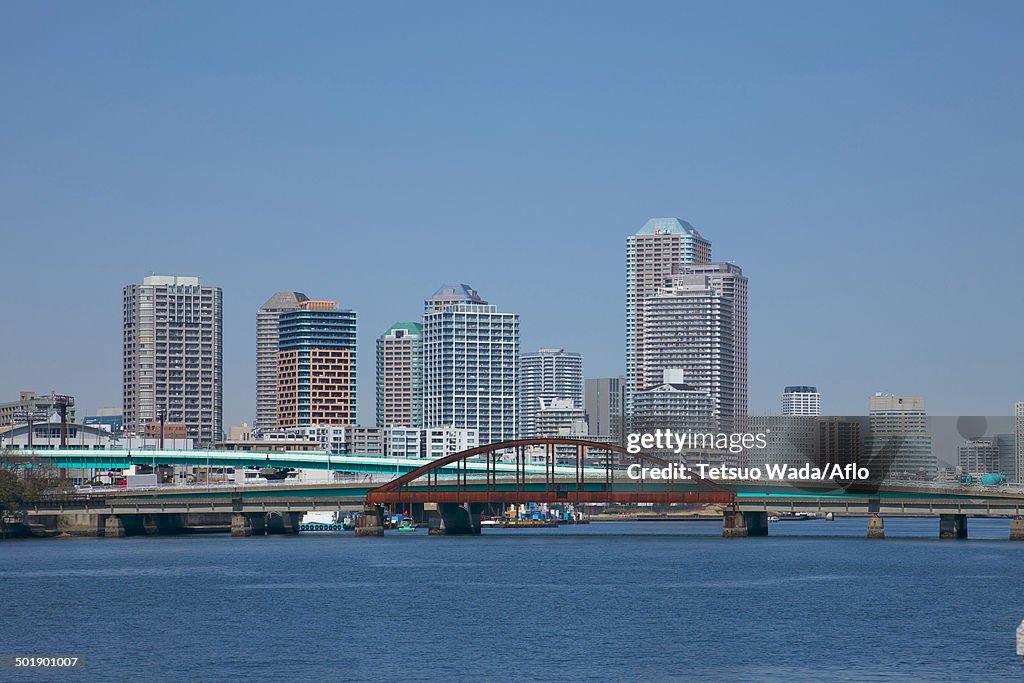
301, 511, 337, 525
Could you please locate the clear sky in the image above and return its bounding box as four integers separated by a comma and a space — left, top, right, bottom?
1, 1, 1022, 428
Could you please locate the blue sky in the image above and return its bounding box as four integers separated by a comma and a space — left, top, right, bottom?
1, 1, 1022, 427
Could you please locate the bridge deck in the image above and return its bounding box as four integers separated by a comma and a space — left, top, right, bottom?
22, 477, 1024, 516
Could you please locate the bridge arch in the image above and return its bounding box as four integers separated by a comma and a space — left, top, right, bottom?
366, 438, 735, 506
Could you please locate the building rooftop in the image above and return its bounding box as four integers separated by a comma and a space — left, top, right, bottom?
142, 275, 201, 287
429, 284, 485, 304
384, 321, 422, 336
261, 291, 309, 310
634, 217, 702, 237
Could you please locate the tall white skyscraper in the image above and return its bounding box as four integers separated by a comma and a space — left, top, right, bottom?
422, 284, 519, 445
256, 291, 308, 430
642, 263, 748, 427
626, 218, 711, 413
1015, 401, 1024, 483
782, 386, 821, 416
123, 275, 223, 446
518, 348, 583, 438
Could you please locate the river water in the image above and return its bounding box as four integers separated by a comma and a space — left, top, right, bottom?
2, 518, 1022, 681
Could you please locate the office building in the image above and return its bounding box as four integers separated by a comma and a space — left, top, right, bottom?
422, 284, 518, 445
519, 348, 583, 438
626, 218, 711, 413
376, 322, 423, 428
256, 292, 309, 430
995, 433, 1016, 482
0, 391, 75, 427
276, 300, 357, 428
865, 394, 936, 478
814, 416, 863, 468
746, 415, 817, 469
782, 386, 821, 416
83, 407, 122, 434
643, 264, 747, 428
958, 439, 1001, 476
123, 275, 223, 446
585, 377, 626, 445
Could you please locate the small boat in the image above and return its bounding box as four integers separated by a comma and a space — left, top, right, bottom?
397, 517, 417, 532
483, 518, 557, 528
259, 467, 290, 480
299, 511, 345, 532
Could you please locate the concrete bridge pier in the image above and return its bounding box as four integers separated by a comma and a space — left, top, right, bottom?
722, 509, 747, 537
723, 509, 767, 537
939, 514, 968, 539
867, 514, 885, 539
355, 506, 385, 537
104, 515, 126, 538
231, 513, 253, 537
429, 503, 482, 535
1010, 516, 1024, 541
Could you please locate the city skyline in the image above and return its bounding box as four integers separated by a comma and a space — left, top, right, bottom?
3, 4, 1024, 425
9, 213, 1024, 429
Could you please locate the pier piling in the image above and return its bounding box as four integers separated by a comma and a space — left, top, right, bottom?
867, 514, 885, 539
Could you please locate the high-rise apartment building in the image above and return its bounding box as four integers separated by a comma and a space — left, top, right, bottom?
585, 377, 626, 444
518, 348, 583, 438
642, 263, 747, 428
782, 386, 821, 416
625, 218, 711, 413
256, 291, 308, 430
865, 394, 936, 478
276, 300, 357, 428
123, 275, 223, 446
376, 322, 422, 428
535, 398, 588, 438
422, 284, 519, 445
1015, 401, 1024, 483
678, 263, 748, 420
631, 369, 715, 435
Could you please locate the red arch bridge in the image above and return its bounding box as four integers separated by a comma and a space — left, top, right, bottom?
355, 438, 733, 535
